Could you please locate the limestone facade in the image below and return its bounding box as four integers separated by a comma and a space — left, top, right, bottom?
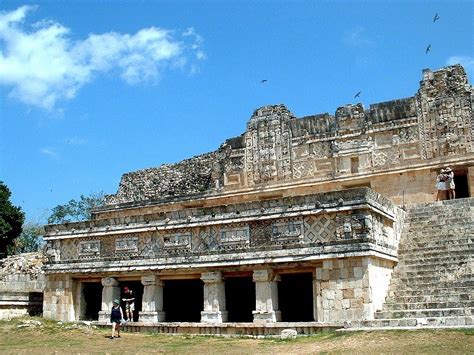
42, 65, 473, 327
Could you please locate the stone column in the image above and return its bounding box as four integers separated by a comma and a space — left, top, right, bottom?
200, 271, 228, 323
98, 277, 120, 322
139, 275, 165, 323
313, 269, 323, 322
252, 269, 281, 323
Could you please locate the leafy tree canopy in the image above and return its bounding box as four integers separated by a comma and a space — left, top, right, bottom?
0, 181, 25, 257
9, 222, 43, 254
47, 192, 105, 224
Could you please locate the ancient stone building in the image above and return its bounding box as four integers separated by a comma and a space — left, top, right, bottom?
42, 65, 473, 333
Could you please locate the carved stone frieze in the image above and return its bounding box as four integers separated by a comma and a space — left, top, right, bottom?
115, 236, 139, 253
78, 240, 100, 257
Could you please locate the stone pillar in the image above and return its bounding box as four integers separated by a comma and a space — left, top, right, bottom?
201, 271, 228, 323
98, 277, 120, 322
139, 275, 165, 323
252, 269, 281, 323
313, 272, 322, 322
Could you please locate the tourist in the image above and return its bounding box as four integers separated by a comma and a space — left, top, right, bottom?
110, 299, 123, 339
435, 168, 449, 201
122, 287, 135, 322
445, 167, 455, 200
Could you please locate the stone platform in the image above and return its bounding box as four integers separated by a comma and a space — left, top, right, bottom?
95, 321, 341, 336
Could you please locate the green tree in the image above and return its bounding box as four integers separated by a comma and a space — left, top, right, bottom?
0, 181, 25, 257
10, 223, 43, 254
47, 191, 105, 224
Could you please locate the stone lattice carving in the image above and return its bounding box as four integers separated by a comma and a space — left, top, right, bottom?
292, 160, 315, 179
372, 148, 400, 167
193, 226, 219, 252
303, 214, 337, 244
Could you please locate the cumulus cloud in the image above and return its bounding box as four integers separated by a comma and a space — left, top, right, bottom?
342, 26, 373, 48
0, 6, 205, 109
446, 56, 474, 77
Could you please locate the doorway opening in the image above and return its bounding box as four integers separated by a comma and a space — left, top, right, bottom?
81, 282, 102, 321
278, 273, 314, 322
225, 276, 255, 322
453, 172, 469, 199
163, 279, 203, 322
119, 281, 144, 322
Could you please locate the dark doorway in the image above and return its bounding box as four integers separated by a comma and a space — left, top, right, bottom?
163, 279, 203, 322
278, 273, 314, 322
82, 282, 102, 321
454, 173, 469, 199
119, 281, 144, 322
225, 276, 255, 322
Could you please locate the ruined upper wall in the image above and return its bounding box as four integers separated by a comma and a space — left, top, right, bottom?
105, 65, 473, 206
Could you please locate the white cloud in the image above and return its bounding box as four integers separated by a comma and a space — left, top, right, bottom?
40, 147, 58, 158
0, 6, 205, 109
342, 26, 373, 48
446, 56, 474, 77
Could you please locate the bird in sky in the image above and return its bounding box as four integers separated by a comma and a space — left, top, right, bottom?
260, 79, 267, 83
354, 91, 362, 99
433, 13, 440, 22
425, 44, 431, 54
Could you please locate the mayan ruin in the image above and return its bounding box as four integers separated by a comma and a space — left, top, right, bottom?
2, 64, 473, 335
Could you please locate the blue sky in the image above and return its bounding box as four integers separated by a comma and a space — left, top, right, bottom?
1, 0, 473, 223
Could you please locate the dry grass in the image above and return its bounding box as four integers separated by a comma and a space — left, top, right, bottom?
0, 317, 473, 354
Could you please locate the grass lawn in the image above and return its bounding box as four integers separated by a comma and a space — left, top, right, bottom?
0, 317, 473, 354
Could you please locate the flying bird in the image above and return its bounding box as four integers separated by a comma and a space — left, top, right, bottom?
354, 91, 362, 99
425, 44, 431, 54
260, 79, 268, 83
433, 13, 440, 22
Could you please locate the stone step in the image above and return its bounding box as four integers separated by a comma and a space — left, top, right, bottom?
385, 293, 473, 304
388, 280, 474, 292
407, 199, 474, 210
347, 316, 473, 328
404, 213, 474, 223
402, 228, 474, 236
374, 308, 472, 319
400, 254, 473, 265
398, 244, 474, 256
388, 286, 472, 297
393, 267, 472, 277
382, 300, 474, 311
392, 273, 474, 284
394, 260, 471, 272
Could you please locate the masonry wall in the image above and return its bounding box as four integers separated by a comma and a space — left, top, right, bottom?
315, 256, 396, 323
43, 275, 75, 321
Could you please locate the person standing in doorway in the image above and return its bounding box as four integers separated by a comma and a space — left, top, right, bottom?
436, 168, 449, 201
110, 299, 123, 339
445, 167, 456, 200
122, 287, 135, 322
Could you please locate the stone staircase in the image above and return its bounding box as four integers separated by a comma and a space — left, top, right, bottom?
351, 198, 473, 328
